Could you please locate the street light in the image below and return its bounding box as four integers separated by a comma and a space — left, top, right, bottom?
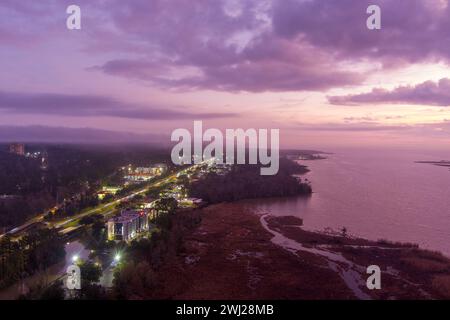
114, 254, 121, 262
72, 255, 79, 263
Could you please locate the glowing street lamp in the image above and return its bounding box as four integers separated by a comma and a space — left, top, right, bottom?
72, 255, 79, 263
114, 254, 121, 262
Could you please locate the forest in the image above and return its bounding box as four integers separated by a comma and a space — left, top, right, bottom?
189, 157, 312, 203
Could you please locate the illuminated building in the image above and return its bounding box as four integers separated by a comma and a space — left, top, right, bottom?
107, 209, 149, 242
124, 173, 154, 182
97, 186, 121, 200
9, 143, 25, 156
179, 197, 204, 207
135, 167, 153, 174
124, 164, 168, 182
154, 163, 168, 174
40, 151, 49, 170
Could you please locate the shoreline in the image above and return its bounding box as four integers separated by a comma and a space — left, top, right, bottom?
154, 201, 450, 300
260, 210, 450, 299
155, 202, 354, 299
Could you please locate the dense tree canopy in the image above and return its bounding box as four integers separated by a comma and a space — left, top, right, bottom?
189, 158, 312, 203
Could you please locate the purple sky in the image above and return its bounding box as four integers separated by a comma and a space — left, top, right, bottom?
1, 0, 450, 149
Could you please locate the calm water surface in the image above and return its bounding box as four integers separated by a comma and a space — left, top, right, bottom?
248, 148, 450, 256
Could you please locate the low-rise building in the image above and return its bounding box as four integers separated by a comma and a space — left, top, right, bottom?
9, 143, 25, 156
124, 164, 168, 182
178, 197, 204, 207
154, 163, 168, 174
124, 173, 155, 182
107, 209, 149, 242
98, 186, 121, 200
139, 198, 158, 209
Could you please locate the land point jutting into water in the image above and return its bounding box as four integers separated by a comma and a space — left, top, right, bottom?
1, 144, 450, 300
416, 160, 450, 170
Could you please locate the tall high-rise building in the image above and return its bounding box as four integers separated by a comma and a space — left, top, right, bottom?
9, 143, 25, 156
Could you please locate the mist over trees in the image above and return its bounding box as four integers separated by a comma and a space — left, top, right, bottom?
0, 144, 170, 229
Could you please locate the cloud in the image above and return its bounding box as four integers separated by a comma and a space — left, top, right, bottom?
3, 0, 450, 95
292, 122, 411, 132
0, 125, 167, 144
291, 120, 450, 136
94, 56, 363, 93
83, 0, 365, 92
272, 0, 450, 67
0, 91, 237, 120
344, 116, 377, 122
328, 78, 450, 106
88, 0, 450, 92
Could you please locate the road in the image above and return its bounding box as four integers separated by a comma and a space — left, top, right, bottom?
0, 165, 194, 240
0, 162, 209, 298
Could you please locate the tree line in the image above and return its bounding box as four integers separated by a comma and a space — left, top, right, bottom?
189, 157, 312, 203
